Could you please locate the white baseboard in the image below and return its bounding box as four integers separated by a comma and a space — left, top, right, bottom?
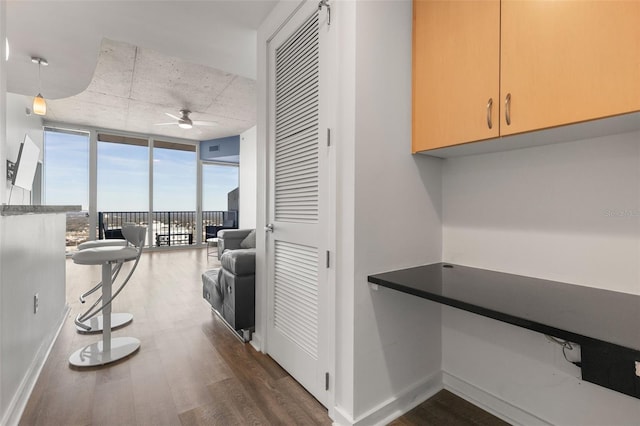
1, 305, 69, 426
332, 371, 443, 426
332, 405, 356, 426
249, 331, 262, 352
442, 371, 551, 426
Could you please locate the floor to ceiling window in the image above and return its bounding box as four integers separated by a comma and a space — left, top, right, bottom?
43, 127, 240, 248
202, 163, 239, 211
97, 134, 149, 212
43, 128, 90, 251
202, 162, 240, 230
152, 141, 197, 246
97, 133, 149, 242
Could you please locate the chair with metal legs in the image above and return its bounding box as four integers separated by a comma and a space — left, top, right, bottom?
76, 233, 127, 298
69, 225, 146, 367
74, 224, 143, 332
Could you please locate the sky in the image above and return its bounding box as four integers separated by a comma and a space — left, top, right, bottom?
43, 130, 238, 212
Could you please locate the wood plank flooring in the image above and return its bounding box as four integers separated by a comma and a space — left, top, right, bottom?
390, 390, 509, 426
19, 248, 507, 426
19, 248, 329, 426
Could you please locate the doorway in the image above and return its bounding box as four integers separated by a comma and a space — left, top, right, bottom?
264, 0, 333, 407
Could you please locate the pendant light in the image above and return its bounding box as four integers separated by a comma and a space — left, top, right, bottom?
31, 57, 48, 116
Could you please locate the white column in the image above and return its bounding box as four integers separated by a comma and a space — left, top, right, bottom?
196, 142, 203, 244
148, 138, 154, 247
88, 129, 98, 240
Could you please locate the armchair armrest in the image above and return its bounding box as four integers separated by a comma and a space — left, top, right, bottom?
220, 249, 256, 276
218, 229, 253, 255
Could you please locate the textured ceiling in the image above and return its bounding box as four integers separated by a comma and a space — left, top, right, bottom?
6, 0, 278, 141
46, 39, 256, 141
6, 1, 278, 97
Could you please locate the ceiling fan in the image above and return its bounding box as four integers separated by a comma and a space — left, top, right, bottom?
155, 109, 217, 130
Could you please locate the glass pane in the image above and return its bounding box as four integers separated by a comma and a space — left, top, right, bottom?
43, 128, 90, 252
202, 163, 239, 240
98, 138, 149, 244
153, 142, 196, 246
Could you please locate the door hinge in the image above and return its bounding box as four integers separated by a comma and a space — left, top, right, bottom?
325, 372, 330, 390
327, 128, 331, 147
326, 250, 330, 268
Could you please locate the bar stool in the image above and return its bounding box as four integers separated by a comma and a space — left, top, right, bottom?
75, 238, 131, 333
69, 225, 146, 367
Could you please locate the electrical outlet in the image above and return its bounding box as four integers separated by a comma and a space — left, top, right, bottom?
33, 293, 39, 314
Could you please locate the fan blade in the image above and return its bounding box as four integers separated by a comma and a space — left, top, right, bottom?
192, 120, 218, 127
165, 112, 181, 120
154, 122, 177, 126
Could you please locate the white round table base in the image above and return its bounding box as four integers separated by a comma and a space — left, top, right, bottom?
76, 313, 133, 333
69, 337, 140, 367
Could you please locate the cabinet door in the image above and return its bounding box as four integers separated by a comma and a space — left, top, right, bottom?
413, 0, 500, 152
501, 0, 640, 136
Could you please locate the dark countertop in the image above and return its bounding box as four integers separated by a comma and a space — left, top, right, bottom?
368, 263, 640, 352
0, 205, 81, 216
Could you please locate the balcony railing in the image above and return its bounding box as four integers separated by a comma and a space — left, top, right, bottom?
99, 210, 238, 247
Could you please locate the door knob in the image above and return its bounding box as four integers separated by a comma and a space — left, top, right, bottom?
265, 223, 274, 232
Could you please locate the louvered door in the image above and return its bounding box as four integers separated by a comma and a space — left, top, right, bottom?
266, 0, 329, 407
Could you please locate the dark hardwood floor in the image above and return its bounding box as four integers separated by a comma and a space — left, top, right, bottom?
19, 248, 507, 426
390, 390, 509, 426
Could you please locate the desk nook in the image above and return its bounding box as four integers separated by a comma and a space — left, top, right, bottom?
368, 263, 640, 400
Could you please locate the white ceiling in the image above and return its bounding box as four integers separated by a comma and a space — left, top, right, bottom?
45, 38, 257, 140
6, 0, 278, 141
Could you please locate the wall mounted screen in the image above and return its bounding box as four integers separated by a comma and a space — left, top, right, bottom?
13, 135, 40, 191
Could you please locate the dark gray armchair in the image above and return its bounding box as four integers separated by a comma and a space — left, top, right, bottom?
203, 229, 256, 337
217, 228, 253, 258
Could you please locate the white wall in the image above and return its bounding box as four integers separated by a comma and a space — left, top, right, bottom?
1, 14, 62, 424
4, 93, 44, 205
239, 125, 257, 229
0, 213, 68, 426
0, 0, 7, 418
441, 132, 640, 424
1, 3, 7, 206
349, 1, 443, 423
332, 0, 358, 419
443, 132, 640, 293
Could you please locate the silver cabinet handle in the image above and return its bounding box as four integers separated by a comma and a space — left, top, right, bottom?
265, 223, 274, 232
505, 93, 511, 126
486, 98, 493, 129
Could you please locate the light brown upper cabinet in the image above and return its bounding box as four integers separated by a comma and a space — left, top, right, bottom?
413, 0, 640, 153
413, 0, 501, 152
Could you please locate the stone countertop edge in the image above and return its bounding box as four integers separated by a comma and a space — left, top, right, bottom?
0, 205, 82, 216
